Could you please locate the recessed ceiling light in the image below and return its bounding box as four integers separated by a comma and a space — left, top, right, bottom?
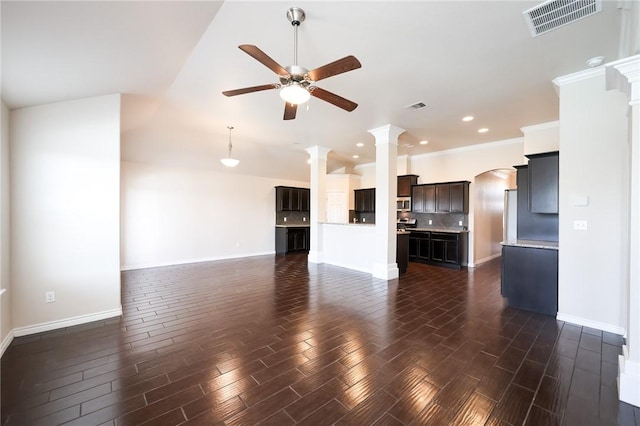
586, 56, 604, 67
462, 116, 474, 122
352, 155, 359, 159
478, 128, 489, 133
420, 140, 429, 145
356, 142, 364, 147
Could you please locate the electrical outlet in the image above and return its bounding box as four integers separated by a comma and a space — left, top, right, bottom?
428, 219, 432, 225
458, 220, 463, 226
303, 217, 306, 222
573, 220, 588, 231
45, 291, 55, 303
283, 217, 287, 222
362, 218, 366, 222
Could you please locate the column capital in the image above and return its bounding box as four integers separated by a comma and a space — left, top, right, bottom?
368, 124, 406, 145
606, 54, 640, 105
305, 145, 332, 160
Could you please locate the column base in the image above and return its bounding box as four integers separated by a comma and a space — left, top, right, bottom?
307, 250, 323, 264
372, 262, 399, 280
619, 345, 640, 407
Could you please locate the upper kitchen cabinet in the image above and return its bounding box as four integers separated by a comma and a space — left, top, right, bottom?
449, 182, 469, 213
276, 186, 310, 212
354, 188, 375, 213
526, 151, 559, 214
412, 181, 469, 213
411, 184, 435, 213
397, 175, 418, 197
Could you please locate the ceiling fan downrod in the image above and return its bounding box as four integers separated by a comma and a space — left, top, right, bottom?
286, 7, 305, 67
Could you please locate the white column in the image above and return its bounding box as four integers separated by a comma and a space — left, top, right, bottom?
607, 54, 640, 408
368, 124, 405, 280
306, 146, 331, 264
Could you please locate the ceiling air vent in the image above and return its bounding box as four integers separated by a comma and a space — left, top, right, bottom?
523, 0, 602, 37
405, 102, 427, 111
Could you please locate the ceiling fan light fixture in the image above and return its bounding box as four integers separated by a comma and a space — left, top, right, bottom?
220, 126, 239, 167
279, 82, 310, 105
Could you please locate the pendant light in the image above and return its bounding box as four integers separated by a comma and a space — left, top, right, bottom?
220, 126, 239, 167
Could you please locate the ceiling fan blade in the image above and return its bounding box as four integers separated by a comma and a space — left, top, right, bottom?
310, 87, 358, 112
222, 84, 279, 97
239, 45, 290, 77
283, 102, 297, 120
307, 56, 361, 82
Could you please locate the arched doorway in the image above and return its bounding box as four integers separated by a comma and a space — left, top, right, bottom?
473, 168, 516, 265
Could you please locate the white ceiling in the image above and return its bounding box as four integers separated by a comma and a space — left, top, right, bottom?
1, 1, 627, 181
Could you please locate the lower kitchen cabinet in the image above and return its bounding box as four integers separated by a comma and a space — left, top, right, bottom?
409, 230, 467, 269
275, 226, 310, 254
501, 244, 558, 316
397, 232, 409, 274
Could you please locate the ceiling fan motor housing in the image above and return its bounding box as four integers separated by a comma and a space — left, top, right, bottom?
286, 7, 305, 26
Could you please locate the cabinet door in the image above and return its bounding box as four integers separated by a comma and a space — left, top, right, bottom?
367, 189, 376, 212
449, 182, 467, 213
436, 184, 451, 212
431, 239, 444, 262
408, 237, 418, 259
444, 240, 459, 264
412, 186, 425, 213
528, 153, 559, 213
424, 185, 436, 213
418, 238, 430, 260
398, 175, 417, 197
300, 189, 310, 211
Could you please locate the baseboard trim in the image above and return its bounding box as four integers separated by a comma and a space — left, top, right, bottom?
121, 251, 274, 271
619, 346, 640, 407
475, 252, 502, 266
556, 312, 626, 336
12, 307, 123, 337
0, 329, 14, 358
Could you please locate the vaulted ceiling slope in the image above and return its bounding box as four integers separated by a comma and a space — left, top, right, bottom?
1, 1, 632, 181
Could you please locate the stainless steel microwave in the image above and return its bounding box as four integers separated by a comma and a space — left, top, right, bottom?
397, 197, 411, 211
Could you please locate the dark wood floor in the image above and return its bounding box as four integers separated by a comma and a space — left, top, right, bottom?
2, 255, 639, 425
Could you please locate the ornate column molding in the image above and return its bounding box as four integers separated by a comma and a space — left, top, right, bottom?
606, 54, 640, 105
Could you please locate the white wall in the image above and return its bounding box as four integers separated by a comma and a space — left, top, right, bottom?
1, 100, 11, 347
522, 121, 559, 155
10, 94, 122, 333
121, 161, 308, 269
320, 223, 376, 273
556, 70, 629, 333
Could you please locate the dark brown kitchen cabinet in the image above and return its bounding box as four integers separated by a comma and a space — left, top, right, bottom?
397, 175, 418, 197
275, 226, 310, 254
276, 186, 310, 212
435, 184, 450, 212
412, 181, 468, 213
354, 188, 375, 213
411, 184, 435, 213
409, 230, 467, 269
501, 244, 558, 316
408, 231, 430, 261
526, 151, 559, 214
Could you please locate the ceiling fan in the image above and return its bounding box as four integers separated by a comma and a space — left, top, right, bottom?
222, 7, 361, 120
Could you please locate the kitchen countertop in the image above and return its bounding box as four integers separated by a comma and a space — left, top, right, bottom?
320, 222, 375, 227
502, 239, 559, 250
275, 224, 310, 228
410, 227, 469, 233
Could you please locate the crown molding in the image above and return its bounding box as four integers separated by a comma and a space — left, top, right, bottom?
520, 121, 560, 133
553, 67, 605, 87
606, 54, 640, 105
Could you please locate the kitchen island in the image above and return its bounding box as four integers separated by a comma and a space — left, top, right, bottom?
501, 239, 559, 316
